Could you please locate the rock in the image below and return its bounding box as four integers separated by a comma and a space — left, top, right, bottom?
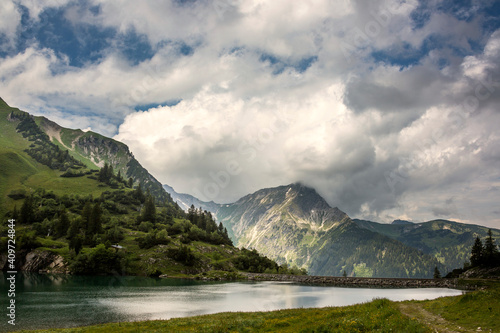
15, 250, 69, 274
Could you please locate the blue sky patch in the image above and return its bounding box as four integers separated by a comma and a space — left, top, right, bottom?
115, 29, 155, 65
134, 100, 182, 111
259, 53, 318, 75
16, 5, 114, 67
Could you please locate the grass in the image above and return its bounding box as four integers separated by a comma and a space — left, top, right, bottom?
25, 298, 429, 333
423, 281, 500, 332
0, 107, 114, 217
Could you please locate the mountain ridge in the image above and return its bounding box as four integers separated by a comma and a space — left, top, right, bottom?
1, 101, 174, 206
215, 183, 441, 278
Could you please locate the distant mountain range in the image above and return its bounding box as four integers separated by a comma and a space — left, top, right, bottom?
163, 184, 220, 213
166, 182, 500, 278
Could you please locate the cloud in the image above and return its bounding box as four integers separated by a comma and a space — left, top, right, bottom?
0, 1, 21, 50
2, 0, 500, 228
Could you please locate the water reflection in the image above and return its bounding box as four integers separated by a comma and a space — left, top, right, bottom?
0, 273, 463, 331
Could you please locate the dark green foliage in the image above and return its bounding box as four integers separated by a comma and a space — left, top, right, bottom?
484, 229, 500, 266
71, 244, 124, 275
232, 248, 280, 273
7, 189, 27, 200
54, 207, 70, 238
98, 162, 114, 183
105, 225, 124, 244
433, 266, 441, 279
186, 205, 232, 246
89, 203, 103, 234
16, 229, 41, 251
11, 112, 86, 172
134, 183, 146, 203
20, 195, 35, 224
141, 194, 157, 223
69, 235, 83, 255
167, 244, 196, 265
470, 237, 484, 267
136, 229, 169, 249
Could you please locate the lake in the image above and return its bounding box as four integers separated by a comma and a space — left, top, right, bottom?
0, 273, 464, 331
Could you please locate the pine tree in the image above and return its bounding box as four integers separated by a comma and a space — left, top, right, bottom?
98, 163, 109, 183
88, 202, 102, 235
470, 236, 484, 267
20, 195, 35, 224
433, 266, 441, 279
67, 219, 80, 240
55, 208, 70, 238
69, 235, 83, 255
187, 204, 196, 223
134, 183, 145, 203
81, 201, 92, 226
484, 229, 499, 266
106, 164, 114, 181
142, 194, 157, 223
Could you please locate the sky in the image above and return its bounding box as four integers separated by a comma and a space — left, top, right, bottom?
1, 0, 500, 228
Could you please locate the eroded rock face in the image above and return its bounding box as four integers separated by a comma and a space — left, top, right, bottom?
1, 250, 69, 274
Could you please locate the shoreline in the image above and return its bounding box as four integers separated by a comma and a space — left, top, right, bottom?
239, 272, 476, 289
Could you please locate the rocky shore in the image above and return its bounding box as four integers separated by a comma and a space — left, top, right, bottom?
241, 272, 470, 289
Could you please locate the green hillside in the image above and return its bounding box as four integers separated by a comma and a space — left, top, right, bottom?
353, 219, 500, 274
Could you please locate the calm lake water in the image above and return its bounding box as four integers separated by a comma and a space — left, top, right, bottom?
0, 273, 463, 331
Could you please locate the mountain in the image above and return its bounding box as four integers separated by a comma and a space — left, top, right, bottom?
392, 219, 413, 225
0, 97, 173, 206
353, 218, 500, 273
163, 184, 220, 214
216, 183, 441, 278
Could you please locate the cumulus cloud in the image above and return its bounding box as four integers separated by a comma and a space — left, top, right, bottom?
2, 0, 500, 227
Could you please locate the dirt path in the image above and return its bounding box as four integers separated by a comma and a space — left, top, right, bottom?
397, 303, 475, 333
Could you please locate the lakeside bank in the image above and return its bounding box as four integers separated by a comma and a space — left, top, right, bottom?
240, 272, 477, 289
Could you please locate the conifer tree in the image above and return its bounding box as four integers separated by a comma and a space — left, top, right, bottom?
81, 201, 92, 226
67, 219, 80, 240
484, 229, 499, 266
433, 266, 441, 279
20, 195, 35, 224
142, 194, 157, 223
98, 163, 109, 183
134, 183, 145, 203
55, 207, 70, 238
88, 202, 102, 235
470, 236, 484, 267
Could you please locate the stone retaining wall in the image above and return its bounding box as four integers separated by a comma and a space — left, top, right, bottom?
242, 272, 467, 289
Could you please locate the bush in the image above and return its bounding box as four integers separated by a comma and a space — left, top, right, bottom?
71, 244, 124, 275
7, 189, 27, 200
167, 245, 196, 266
136, 229, 170, 249
138, 221, 154, 233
